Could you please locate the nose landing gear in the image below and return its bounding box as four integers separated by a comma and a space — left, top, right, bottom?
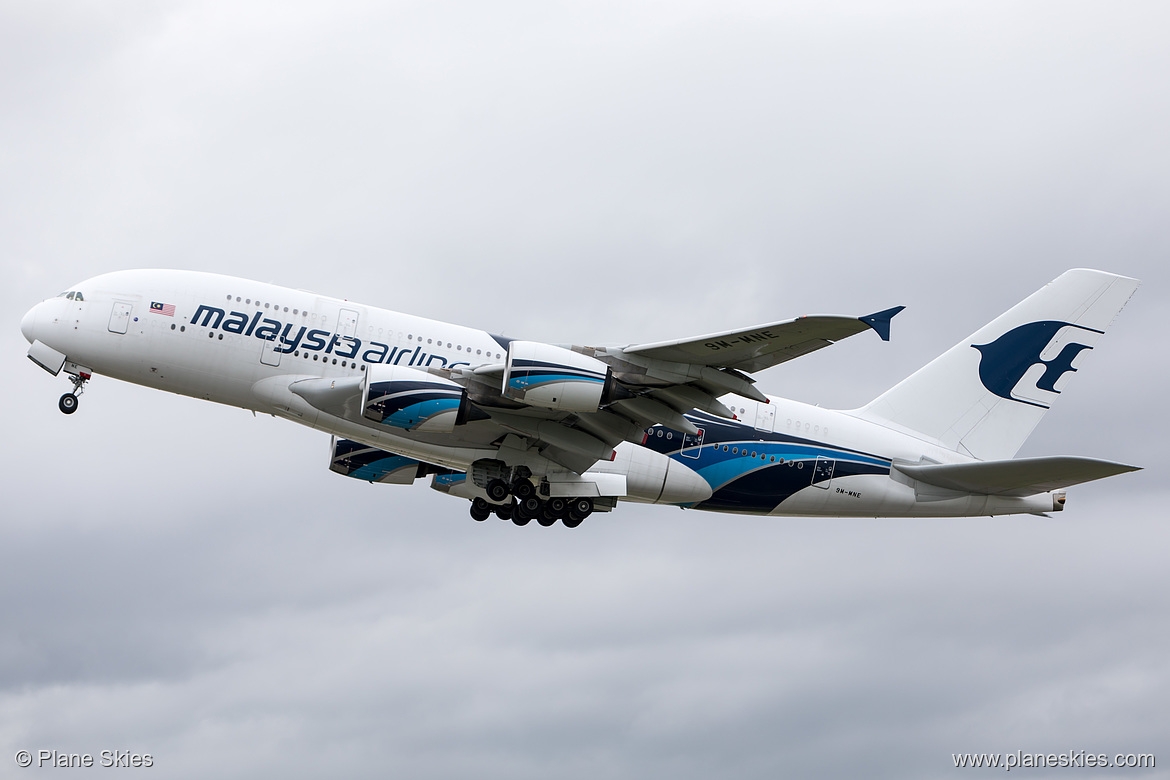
59, 371, 91, 415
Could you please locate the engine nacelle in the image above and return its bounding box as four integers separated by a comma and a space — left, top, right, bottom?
363, 364, 468, 433
503, 341, 616, 412
329, 437, 423, 484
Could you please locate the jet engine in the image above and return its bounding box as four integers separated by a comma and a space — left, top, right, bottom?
363, 364, 471, 433
329, 437, 425, 484
502, 341, 625, 412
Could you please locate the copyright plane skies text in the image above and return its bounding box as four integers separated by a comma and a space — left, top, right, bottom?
21, 269, 1140, 526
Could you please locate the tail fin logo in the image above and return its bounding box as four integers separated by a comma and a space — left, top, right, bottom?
971, 321, 1101, 408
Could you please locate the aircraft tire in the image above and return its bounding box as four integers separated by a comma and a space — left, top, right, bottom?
567, 497, 593, 523
518, 496, 543, 518
59, 393, 78, 414
495, 502, 514, 521
537, 508, 557, 527
511, 513, 531, 527
561, 500, 589, 523
486, 479, 510, 503
547, 497, 568, 517
512, 479, 534, 500
470, 498, 492, 522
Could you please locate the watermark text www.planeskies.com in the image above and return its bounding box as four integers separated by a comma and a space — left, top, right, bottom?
954, 750, 1154, 771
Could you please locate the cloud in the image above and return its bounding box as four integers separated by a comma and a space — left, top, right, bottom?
2, 2, 1168, 778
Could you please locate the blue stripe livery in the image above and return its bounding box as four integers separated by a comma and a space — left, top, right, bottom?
381, 398, 461, 429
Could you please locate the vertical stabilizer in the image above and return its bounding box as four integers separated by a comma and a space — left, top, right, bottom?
854, 269, 1139, 460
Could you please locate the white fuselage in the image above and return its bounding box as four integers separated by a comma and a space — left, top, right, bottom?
21, 269, 1062, 518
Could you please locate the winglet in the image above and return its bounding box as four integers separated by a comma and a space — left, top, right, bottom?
858, 306, 905, 342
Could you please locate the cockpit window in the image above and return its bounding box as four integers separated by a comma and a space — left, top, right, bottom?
57, 291, 70, 298
57, 291, 85, 301
74, 292, 84, 301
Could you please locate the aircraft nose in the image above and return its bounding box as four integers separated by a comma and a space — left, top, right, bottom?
21, 302, 41, 344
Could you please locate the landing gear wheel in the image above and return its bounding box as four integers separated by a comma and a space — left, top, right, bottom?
565, 497, 593, 527
511, 512, 531, 527
537, 507, 557, 527
470, 498, 492, 522
495, 501, 514, 521
547, 497, 568, 517
518, 496, 543, 518
486, 479, 510, 503
512, 479, 535, 500
60, 371, 91, 414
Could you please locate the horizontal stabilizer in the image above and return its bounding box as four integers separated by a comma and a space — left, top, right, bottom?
894, 456, 1140, 496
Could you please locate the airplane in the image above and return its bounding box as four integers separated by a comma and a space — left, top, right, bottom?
21, 268, 1140, 527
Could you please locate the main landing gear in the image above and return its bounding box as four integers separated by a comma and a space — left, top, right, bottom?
466, 482, 595, 528
58, 372, 91, 415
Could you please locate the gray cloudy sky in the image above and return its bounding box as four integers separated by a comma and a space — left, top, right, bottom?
2, 2, 1168, 778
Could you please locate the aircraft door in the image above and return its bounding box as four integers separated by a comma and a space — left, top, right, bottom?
680, 427, 705, 459
339, 308, 359, 338
812, 456, 835, 489
260, 334, 281, 367
755, 403, 776, 432
108, 302, 132, 334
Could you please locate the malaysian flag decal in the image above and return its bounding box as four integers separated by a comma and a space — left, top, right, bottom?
150, 301, 176, 317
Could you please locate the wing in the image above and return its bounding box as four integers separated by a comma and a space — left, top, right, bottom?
440, 306, 903, 473
288, 307, 903, 476
622, 307, 905, 373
